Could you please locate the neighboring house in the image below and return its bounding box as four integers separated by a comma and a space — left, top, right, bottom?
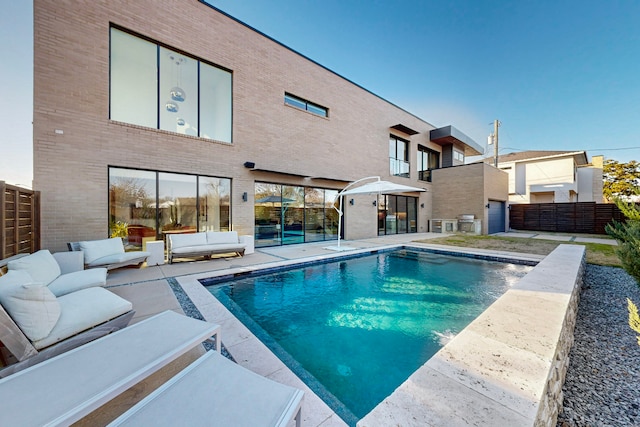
483, 151, 604, 204
33, 0, 499, 251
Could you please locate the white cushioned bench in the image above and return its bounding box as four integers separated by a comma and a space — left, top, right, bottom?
168, 231, 246, 264
0, 310, 220, 427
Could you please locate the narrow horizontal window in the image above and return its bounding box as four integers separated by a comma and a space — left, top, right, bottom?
284, 93, 328, 117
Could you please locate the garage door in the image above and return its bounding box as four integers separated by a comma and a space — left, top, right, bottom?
488, 201, 505, 234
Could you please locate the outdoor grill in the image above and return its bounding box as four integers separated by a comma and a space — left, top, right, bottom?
457, 214, 475, 233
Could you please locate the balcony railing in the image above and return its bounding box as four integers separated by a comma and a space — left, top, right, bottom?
390, 158, 410, 178
418, 170, 433, 182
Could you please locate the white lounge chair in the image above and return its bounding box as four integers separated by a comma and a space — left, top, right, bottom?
68, 237, 151, 270
108, 350, 304, 427
0, 310, 220, 426
0, 259, 133, 377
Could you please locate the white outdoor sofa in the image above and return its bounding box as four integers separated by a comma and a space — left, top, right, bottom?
167, 231, 246, 264
0, 250, 133, 376
68, 237, 151, 270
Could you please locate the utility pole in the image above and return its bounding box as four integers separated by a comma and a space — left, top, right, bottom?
492, 119, 500, 167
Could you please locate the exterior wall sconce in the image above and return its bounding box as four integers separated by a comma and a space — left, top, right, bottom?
372, 200, 377, 206
349, 198, 355, 205
242, 192, 248, 202
485, 203, 490, 209
244, 161, 255, 168
420, 203, 425, 208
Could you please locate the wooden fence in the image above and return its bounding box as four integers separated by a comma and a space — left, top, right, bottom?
0, 182, 40, 259
509, 202, 626, 235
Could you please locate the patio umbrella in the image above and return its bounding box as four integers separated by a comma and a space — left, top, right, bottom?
337, 180, 425, 196
327, 176, 425, 250
255, 195, 296, 204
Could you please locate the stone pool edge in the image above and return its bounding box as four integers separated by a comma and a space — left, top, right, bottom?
358, 244, 586, 426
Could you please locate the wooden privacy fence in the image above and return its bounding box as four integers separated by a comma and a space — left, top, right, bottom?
0, 182, 40, 259
509, 202, 626, 235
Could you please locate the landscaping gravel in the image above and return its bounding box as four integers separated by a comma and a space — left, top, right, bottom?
557, 264, 640, 427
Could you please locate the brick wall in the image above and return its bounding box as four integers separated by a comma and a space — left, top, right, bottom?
34, 0, 448, 250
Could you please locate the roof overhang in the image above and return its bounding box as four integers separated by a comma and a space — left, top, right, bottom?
430, 125, 483, 156
390, 124, 419, 136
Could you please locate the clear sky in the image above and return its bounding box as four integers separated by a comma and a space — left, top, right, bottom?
2, 1, 639, 187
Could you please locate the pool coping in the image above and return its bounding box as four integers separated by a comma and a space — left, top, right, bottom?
175, 243, 580, 426
358, 244, 586, 426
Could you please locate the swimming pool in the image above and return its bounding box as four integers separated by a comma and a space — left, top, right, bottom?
205, 249, 532, 423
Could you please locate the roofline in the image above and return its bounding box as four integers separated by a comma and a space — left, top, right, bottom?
198, 1, 438, 130
500, 151, 589, 165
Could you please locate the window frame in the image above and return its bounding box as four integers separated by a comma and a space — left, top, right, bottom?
109, 25, 233, 143
284, 93, 329, 118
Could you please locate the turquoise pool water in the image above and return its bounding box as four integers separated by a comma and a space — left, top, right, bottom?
205, 249, 532, 423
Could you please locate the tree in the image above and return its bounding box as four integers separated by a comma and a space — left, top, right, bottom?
603, 159, 640, 202
606, 198, 640, 285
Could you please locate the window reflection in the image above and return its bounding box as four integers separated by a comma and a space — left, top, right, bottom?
254, 183, 340, 247
108, 167, 231, 249
110, 27, 232, 142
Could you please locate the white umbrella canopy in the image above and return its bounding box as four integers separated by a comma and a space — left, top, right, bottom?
338, 180, 425, 196
325, 177, 425, 251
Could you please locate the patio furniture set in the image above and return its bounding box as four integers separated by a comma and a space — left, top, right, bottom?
0, 235, 301, 425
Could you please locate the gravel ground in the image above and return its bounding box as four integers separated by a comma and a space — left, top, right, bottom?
558, 264, 640, 426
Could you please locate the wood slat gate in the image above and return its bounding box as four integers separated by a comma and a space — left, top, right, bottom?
1, 182, 40, 259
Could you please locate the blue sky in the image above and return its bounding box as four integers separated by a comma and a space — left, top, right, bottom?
2, 1, 639, 187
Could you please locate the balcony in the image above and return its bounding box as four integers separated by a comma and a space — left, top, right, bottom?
390, 158, 410, 178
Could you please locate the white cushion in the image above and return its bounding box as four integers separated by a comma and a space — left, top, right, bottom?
170, 233, 207, 249
79, 238, 124, 264
7, 249, 61, 286
86, 251, 150, 268
206, 231, 239, 245
171, 244, 244, 255
0, 271, 61, 342
32, 287, 132, 350
47, 268, 107, 297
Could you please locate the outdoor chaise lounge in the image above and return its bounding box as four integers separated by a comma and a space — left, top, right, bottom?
108, 350, 304, 427
0, 250, 134, 377
68, 237, 151, 270
0, 311, 218, 426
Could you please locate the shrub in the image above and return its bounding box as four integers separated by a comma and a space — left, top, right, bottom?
606, 199, 640, 285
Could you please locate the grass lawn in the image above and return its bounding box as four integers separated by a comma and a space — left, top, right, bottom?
414, 234, 621, 267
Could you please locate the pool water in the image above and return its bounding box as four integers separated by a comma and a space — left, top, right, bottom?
206, 249, 532, 422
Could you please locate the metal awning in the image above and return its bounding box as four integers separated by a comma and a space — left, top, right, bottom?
430, 125, 483, 156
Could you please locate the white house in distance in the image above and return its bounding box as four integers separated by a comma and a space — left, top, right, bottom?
484, 151, 604, 204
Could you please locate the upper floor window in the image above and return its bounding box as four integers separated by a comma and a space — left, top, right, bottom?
284, 93, 328, 117
453, 149, 465, 163
389, 135, 409, 177
417, 146, 439, 182
110, 27, 232, 143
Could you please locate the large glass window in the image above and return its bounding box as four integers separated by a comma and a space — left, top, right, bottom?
377, 195, 418, 235
255, 183, 338, 247
110, 27, 232, 143
109, 167, 231, 249
418, 145, 440, 182
110, 29, 157, 128
389, 135, 409, 177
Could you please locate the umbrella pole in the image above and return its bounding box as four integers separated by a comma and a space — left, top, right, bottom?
337, 195, 343, 247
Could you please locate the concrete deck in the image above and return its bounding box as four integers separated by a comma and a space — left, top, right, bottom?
495, 231, 617, 246
82, 232, 582, 426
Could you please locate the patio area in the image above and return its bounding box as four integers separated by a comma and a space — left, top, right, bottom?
15, 232, 583, 426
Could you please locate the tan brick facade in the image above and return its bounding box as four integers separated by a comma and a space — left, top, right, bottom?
432, 163, 508, 234
34, 0, 490, 250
